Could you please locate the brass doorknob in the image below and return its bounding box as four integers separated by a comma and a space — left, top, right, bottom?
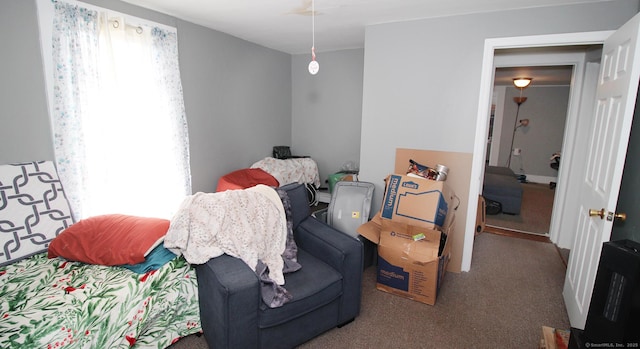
590, 209, 627, 222
589, 208, 606, 219
614, 212, 627, 222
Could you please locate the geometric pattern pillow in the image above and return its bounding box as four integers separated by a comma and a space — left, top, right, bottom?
0, 161, 74, 266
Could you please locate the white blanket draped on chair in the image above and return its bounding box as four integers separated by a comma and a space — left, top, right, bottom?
165, 185, 289, 285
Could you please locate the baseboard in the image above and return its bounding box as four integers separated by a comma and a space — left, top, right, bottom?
484, 225, 551, 243
522, 174, 557, 184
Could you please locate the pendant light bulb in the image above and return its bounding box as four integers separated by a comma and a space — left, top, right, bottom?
309, 47, 319, 75
308, 60, 319, 75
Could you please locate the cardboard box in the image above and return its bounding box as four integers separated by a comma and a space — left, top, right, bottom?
380, 174, 455, 229
357, 214, 454, 305
476, 195, 486, 235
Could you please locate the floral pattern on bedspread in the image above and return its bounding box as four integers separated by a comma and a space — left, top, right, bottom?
0, 253, 200, 349
250, 157, 321, 188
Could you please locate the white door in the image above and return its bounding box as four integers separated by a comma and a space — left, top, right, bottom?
563, 12, 640, 329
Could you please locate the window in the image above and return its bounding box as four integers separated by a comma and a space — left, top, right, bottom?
49, 1, 190, 220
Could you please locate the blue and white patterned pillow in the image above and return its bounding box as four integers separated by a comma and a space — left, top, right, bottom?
0, 161, 74, 266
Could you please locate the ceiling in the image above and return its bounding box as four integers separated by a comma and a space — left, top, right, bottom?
493, 45, 603, 86
119, 0, 608, 85
495, 66, 575, 87
120, 0, 612, 55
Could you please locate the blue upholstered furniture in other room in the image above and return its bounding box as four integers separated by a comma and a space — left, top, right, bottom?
195, 183, 364, 349
482, 165, 523, 215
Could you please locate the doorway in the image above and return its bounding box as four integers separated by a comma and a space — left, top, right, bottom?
462, 31, 613, 272
484, 59, 577, 236
467, 16, 640, 329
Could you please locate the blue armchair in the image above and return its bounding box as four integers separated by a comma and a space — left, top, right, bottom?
195, 183, 364, 349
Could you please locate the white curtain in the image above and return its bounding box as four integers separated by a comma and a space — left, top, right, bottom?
51, 1, 191, 220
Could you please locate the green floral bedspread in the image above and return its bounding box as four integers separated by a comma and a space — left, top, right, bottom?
0, 254, 201, 349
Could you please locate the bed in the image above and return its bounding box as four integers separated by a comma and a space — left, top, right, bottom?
0, 161, 201, 348
216, 157, 321, 193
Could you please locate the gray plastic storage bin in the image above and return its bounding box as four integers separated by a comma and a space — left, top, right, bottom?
326, 181, 376, 269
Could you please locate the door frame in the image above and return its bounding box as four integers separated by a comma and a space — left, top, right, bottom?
463, 31, 613, 271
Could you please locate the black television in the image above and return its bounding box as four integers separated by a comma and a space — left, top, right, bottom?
569, 239, 640, 348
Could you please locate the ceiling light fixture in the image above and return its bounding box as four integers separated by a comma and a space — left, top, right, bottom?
308, 0, 319, 75
513, 77, 532, 89
512, 77, 532, 105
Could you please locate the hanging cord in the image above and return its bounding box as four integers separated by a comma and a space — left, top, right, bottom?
311, 0, 316, 61
307, 0, 319, 74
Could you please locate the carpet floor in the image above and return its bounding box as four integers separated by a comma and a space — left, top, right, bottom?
485, 182, 555, 235
169, 232, 570, 349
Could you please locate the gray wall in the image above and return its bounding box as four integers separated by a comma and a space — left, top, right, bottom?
292, 49, 364, 186
0, 0, 54, 163
499, 86, 569, 177
2, 0, 291, 194
359, 0, 639, 214
176, 19, 291, 193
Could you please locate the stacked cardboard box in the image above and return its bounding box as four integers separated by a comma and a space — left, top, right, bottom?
358, 174, 456, 305
539, 326, 570, 349
476, 195, 486, 235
